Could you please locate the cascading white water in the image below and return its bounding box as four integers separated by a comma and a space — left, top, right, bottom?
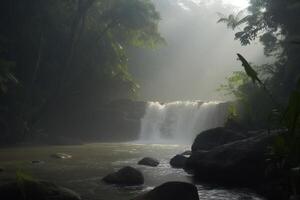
139, 101, 228, 144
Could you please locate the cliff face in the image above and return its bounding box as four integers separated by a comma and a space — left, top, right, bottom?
39, 99, 147, 143
88, 99, 147, 141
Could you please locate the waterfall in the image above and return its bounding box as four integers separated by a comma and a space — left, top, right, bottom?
139, 101, 228, 144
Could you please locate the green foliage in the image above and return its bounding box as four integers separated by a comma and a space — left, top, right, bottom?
217, 11, 249, 30
225, 0, 300, 97
270, 78, 300, 169
100, 0, 165, 48
218, 69, 273, 128
227, 103, 238, 119
70, 0, 165, 98
218, 1, 300, 197
233, 54, 300, 166
16, 170, 35, 182
237, 53, 262, 84
217, 71, 249, 100
16, 170, 36, 200
223, 102, 240, 128
0, 0, 164, 139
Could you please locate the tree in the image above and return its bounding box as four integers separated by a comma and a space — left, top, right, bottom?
0, 0, 164, 142
217, 10, 249, 30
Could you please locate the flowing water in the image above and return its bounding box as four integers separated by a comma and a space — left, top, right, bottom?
139, 101, 228, 143
0, 101, 264, 199
0, 143, 264, 200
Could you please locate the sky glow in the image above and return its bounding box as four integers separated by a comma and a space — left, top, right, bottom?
177, 0, 250, 11
222, 0, 249, 9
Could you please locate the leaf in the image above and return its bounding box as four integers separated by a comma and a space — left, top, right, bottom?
237, 53, 262, 85
217, 11, 248, 30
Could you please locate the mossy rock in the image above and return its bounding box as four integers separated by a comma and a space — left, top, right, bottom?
0, 178, 81, 200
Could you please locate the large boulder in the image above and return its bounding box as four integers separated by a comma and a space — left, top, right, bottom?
192, 127, 252, 152
138, 157, 159, 167
170, 155, 187, 168
186, 131, 279, 186
103, 166, 144, 186
0, 179, 81, 200
133, 182, 199, 200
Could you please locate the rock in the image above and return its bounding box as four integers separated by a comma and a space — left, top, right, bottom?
133, 182, 199, 200
103, 166, 144, 185
170, 155, 187, 168
290, 195, 300, 200
181, 150, 192, 156
138, 157, 159, 167
0, 179, 81, 200
31, 160, 45, 164
192, 127, 250, 152
186, 131, 279, 185
51, 153, 72, 159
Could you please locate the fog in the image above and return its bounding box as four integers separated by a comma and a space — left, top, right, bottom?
129, 0, 269, 102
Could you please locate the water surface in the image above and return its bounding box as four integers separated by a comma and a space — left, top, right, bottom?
0, 143, 264, 200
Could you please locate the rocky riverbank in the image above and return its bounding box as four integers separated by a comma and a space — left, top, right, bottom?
0, 128, 288, 200
182, 127, 297, 200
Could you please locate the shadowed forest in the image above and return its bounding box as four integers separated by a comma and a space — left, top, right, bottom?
0, 0, 299, 200
0, 0, 164, 143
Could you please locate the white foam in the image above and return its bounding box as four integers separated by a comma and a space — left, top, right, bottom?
139, 101, 228, 144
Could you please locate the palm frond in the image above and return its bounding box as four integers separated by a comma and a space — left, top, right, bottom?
236, 10, 245, 20
217, 18, 229, 23
217, 11, 248, 30
217, 12, 226, 18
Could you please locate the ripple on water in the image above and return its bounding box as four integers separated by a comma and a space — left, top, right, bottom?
0, 143, 266, 200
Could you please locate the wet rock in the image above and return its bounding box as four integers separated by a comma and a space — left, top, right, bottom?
170, 155, 187, 168
192, 127, 249, 152
31, 160, 45, 164
186, 131, 279, 185
0, 179, 81, 200
103, 166, 144, 185
51, 153, 72, 159
290, 195, 300, 200
181, 150, 192, 156
138, 157, 159, 167
133, 182, 199, 200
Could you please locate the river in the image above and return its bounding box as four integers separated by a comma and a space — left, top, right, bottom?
0, 143, 265, 200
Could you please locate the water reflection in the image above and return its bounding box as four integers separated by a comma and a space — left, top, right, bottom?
0, 143, 265, 200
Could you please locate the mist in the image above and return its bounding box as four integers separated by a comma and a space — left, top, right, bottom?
129, 0, 269, 102
0, 1, 299, 199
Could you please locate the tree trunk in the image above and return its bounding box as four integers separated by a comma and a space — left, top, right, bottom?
57, 0, 96, 96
